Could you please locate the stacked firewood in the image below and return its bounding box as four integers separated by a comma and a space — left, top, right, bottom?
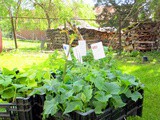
46, 29, 67, 49
123, 21, 160, 51
46, 28, 118, 50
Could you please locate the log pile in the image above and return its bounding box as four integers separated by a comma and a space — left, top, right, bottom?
46, 29, 67, 49
46, 28, 118, 50
123, 21, 160, 51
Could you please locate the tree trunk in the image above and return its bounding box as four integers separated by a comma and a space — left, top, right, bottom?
118, 15, 122, 55
9, 9, 18, 49
46, 13, 51, 29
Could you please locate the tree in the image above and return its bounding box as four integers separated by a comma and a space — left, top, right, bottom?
94, 0, 146, 54
30, 0, 61, 29
148, 0, 160, 21
0, 0, 23, 49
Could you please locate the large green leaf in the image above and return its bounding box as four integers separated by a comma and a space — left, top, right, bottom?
64, 101, 83, 114
12, 84, 24, 89
121, 79, 131, 87
18, 86, 32, 93
128, 76, 139, 86
80, 93, 87, 103
103, 82, 120, 94
83, 85, 93, 102
73, 80, 85, 93
43, 71, 51, 80
2, 68, 16, 75
111, 95, 126, 108
17, 77, 27, 85
60, 90, 74, 103
107, 71, 116, 80
125, 90, 142, 102
0, 76, 12, 87
27, 79, 37, 87
64, 74, 71, 83
93, 101, 107, 114
29, 86, 46, 96
94, 91, 112, 103
1, 87, 15, 99
92, 77, 105, 90
28, 72, 37, 80
120, 75, 139, 86
85, 74, 93, 82
43, 99, 58, 117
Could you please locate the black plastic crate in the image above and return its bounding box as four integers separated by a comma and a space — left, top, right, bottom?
0, 94, 45, 120
32, 94, 45, 120
69, 107, 126, 120
71, 110, 96, 120
0, 96, 33, 120
48, 93, 144, 120
111, 107, 126, 120
0, 103, 17, 120
96, 108, 112, 120
68, 92, 144, 120
16, 96, 33, 120
126, 89, 144, 117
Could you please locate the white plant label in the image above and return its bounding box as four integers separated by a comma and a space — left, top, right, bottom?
63, 44, 72, 61
78, 40, 86, 56
91, 42, 105, 60
73, 46, 83, 63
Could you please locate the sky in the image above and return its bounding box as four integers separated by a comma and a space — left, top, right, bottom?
21, 0, 96, 10
83, 0, 95, 6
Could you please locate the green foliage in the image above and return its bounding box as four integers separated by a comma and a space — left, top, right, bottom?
28, 0, 97, 30
0, 50, 65, 102
128, 50, 140, 57
31, 49, 144, 119
0, 41, 144, 118
95, 0, 160, 27
116, 51, 160, 120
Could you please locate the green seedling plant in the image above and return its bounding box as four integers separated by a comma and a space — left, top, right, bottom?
30, 49, 144, 119
0, 37, 144, 119
0, 50, 65, 104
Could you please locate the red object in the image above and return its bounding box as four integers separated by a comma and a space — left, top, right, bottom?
0, 30, 2, 53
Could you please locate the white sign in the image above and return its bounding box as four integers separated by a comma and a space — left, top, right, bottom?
73, 46, 83, 63
63, 44, 72, 60
78, 40, 86, 56
91, 42, 105, 60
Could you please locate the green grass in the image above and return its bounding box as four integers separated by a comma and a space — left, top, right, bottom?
0, 38, 49, 70
116, 52, 160, 120
2, 38, 42, 52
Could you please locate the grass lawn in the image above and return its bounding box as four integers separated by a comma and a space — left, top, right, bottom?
116, 51, 160, 120
0, 38, 49, 70
0, 39, 160, 119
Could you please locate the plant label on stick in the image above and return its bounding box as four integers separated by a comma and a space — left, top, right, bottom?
91, 42, 105, 60
63, 44, 72, 60
78, 40, 86, 56
73, 46, 83, 63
